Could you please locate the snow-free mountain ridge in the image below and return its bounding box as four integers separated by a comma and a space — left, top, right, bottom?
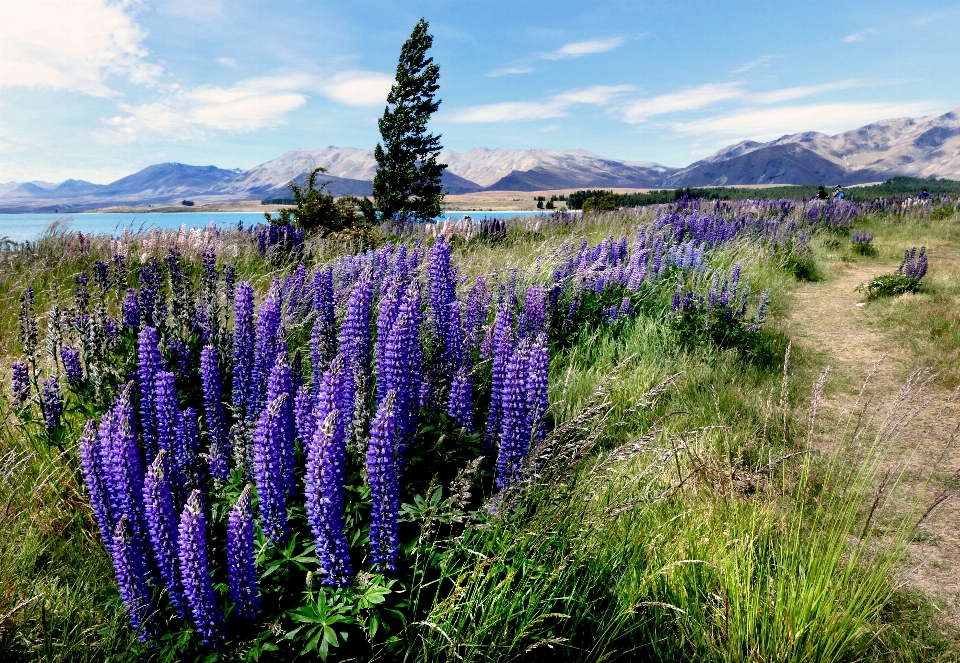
3, 106, 959, 212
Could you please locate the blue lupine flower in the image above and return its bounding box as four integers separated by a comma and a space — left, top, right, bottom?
447, 365, 474, 433
178, 489, 222, 645
61, 345, 83, 385
496, 340, 530, 490
232, 281, 255, 421
122, 289, 140, 330
310, 269, 336, 387
111, 516, 155, 642
265, 352, 296, 495
305, 355, 353, 586
137, 326, 162, 460
226, 484, 260, 620
252, 289, 283, 416
143, 451, 188, 618
367, 390, 399, 572
336, 277, 373, 438
252, 394, 289, 544
11, 360, 30, 406
200, 345, 230, 479
40, 377, 63, 432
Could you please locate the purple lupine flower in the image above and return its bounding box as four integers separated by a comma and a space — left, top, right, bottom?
426, 237, 463, 397
305, 355, 353, 586
496, 341, 530, 491
525, 334, 549, 450
78, 420, 111, 545
375, 285, 422, 457
100, 385, 146, 539
154, 370, 186, 492
111, 516, 154, 642
137, 327, 162, 459
143, 451, 188, 619
367, 390, 400, 572
252, 290, 283, 416
485, 304, 515, 454
753, 290, 771, 326
336, 277, 373, 438
122, 289, 140, 330
18, 287, 38, 356
226, 485, 260, 621
11, 360, 30, 406
232, 282, 255, 421
137, 260, 165, 329
310, 269, 336, 387
447, 365, 474, 433
463, 276, 489, 352
265, 352, 296, 495
200, 345, 230, 478
178, 407, 201, 485
252, 395, 289, 544
294, 383, 314, 446
40, 377, 63, 432
178, 489, 222, 645
524, 287, 547, 335
168, 338, 193, 378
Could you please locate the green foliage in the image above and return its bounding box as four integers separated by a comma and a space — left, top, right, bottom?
857, 273, 922, 299
263, 167, 376, 235
372, 18, 446, 220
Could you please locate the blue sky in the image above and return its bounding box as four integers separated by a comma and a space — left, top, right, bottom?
2, 0, 959, 183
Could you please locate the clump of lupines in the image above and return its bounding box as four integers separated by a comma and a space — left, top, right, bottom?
50, 197, 818, 648
898, 246, 928, 280
852, 230, 874, 246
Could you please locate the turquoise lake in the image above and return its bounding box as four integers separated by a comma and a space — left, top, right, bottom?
0, 210, 556, 243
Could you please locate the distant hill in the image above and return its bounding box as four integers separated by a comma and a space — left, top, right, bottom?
3, 105, 960, 212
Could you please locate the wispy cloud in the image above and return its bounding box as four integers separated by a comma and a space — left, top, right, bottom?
620, 83, 745, 123
670, 101, 943, 141
543, 37, 625, 60
732, 55, 778, 74
747, 79, 878, 104
842, 28, 876, 43
443, 85, 633, 123
216, 57, 238, 68
486, 66, 535, 77
0, 0, 162, 97
92, 67, 395, 143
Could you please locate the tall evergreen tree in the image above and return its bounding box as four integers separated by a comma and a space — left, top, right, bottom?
373, 18, 446, 221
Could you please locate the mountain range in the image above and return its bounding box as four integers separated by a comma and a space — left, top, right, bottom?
2, 106, 959, 212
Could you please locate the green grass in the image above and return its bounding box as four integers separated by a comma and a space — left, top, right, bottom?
2, 207, 959, 661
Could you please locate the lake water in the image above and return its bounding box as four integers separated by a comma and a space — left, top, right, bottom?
0, 210, 557, 243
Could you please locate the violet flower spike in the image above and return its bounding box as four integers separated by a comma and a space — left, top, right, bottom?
178, 489, 222, 645
226, 484, 260, 621
367, 390, 400, 573
143, 451, 188, 619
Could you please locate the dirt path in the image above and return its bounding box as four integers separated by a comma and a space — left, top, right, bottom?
788, 259, 960, 626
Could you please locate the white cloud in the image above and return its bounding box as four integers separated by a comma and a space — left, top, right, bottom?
732, 55, 778, 74
670, 101, 944, 141
216, 57, 238, 68
620, 83, 745, 123
93, 74, 313, 143
544, 37, 625, 60
486, 66, 535, 77
321, 71, 394, 107
91, 68, 395, 142
443, 85, 633, 123
747, 79, 875, 104
0, 0, 161, 97
842, 28, 876, 43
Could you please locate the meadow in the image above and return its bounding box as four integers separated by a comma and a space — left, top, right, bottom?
1, 194, 959, 662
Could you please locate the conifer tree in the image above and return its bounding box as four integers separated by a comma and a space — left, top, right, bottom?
373, 18, 446, 220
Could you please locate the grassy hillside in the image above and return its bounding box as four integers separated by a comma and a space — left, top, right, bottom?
1, 198, 959, 661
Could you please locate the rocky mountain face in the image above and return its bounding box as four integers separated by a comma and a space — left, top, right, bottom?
673, 107, 960, 185
3, 106, 960, 211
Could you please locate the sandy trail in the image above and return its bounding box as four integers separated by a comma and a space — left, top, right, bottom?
788, 259, 960, 625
